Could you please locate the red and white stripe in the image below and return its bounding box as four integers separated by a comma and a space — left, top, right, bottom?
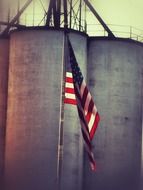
80, 80, 100, 140
64, 72, 77, 105
73, 82, 97, 171
65, 72, 100, 141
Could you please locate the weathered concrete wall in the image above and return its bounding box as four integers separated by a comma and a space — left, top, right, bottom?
0, 39, 9, 188
4, 29, 86, 190
84, 38, 143, 190
5, 30, 63, 190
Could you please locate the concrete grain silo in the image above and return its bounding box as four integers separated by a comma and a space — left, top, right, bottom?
0, 0, 143, 190
0, 38, 9, 187
4, 28, 87, 190
83, 38, 143, 190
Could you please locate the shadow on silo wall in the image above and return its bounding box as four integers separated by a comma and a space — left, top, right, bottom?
0, 39, 9, 190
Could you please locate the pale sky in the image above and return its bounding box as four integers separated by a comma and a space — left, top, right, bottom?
91, 0, 143, 28
86, 0, 143, 38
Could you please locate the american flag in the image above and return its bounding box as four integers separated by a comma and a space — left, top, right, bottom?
64, 38, 100, 171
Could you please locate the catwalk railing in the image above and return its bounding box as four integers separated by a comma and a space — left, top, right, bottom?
19, 15, 143, 43
1, 14, 143, 43
87, 24, 143, 42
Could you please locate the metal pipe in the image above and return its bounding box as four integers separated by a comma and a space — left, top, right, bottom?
79, 0, 82, 31
57, 32, 66, 187
45, 0, 55, 26
57, 0, 61, 28
0, 21, 25, 27
69, 0, 73, 28
63, 0, 68, 29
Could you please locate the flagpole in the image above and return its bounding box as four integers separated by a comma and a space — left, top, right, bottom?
57, 31, 67, 187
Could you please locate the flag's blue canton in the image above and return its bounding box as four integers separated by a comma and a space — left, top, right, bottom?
70, 54, 83, 87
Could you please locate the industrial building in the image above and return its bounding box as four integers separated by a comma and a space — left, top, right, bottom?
0, 0, 142, 190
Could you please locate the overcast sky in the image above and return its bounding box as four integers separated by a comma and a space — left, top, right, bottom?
86, 0, 143, 38
91, 0, 143, 28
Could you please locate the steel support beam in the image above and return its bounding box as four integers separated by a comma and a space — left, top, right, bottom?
0, 21, 25, 28
84, 0, 115, 38
69, 0, 73, 28
2, 0, 33, 35
57, 0, 61, 28
79, 0, 82, 31
63, 0, 68, 28
45, 0, 55, 26
53, 1, 58, 27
